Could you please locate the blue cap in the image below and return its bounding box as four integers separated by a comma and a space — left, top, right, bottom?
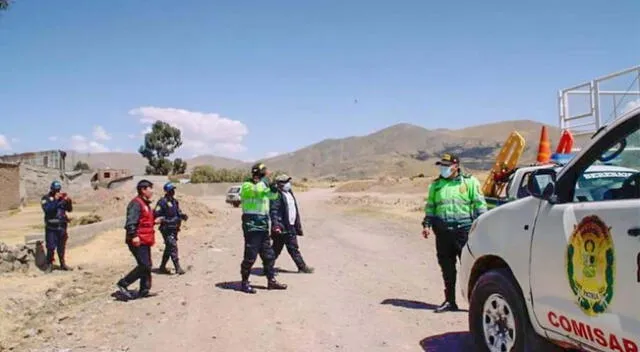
163, 182, 176, 192
50, 181, 62, 191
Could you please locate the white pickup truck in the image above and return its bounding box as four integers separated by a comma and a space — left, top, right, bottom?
486, 163, 637, 209
460, 106, 640, 351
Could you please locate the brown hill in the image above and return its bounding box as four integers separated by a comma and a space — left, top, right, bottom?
66, 151, 245, 175
262, 120, 561, 180
187, 155, 246, 170
63, 119, 561, 180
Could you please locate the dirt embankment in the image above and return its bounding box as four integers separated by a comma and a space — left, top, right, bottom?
334, 170, 490, 195
72, 181, 217, 223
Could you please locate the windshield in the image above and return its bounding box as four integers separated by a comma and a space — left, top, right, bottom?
591, 128, 640, 171
572, 121, 640, 201
229, 187, 240, 193
574, 171, 636, 202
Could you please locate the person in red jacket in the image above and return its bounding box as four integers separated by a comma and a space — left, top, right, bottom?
116, 180, 160, 300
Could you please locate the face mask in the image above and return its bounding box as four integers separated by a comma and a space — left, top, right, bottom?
282, 182, 292, 191
440, 166, 453, 178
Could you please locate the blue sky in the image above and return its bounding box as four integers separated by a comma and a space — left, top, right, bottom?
0, 0, 638, 160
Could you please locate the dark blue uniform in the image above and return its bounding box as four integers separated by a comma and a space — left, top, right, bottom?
41, 192, 72, 270
154, 195, 187, 274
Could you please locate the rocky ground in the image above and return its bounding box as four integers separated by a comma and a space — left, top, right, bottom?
0, 188, 471, 352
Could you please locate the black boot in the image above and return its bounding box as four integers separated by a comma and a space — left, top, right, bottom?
175, 264, 186, 275
298, 265, 314, 274
157, 265, 172, 275
59, 259, 72, 271
434, 288, 458, 313
267, 279, 287, 290
434, 301, 459, 313
158, 255, 171, 274
116, 279, 134, 300
45, 250, 54, 273
241, 281, 257, 294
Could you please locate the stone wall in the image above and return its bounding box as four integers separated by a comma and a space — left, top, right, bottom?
0, 163, 21, 211
19, 164, 66, 203
24, 216, 125, 248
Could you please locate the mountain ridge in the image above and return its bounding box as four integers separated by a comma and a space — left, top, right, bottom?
65, 119, 561, 179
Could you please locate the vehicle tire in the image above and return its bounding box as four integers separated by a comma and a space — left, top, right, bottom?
233, 202, 240, 208
469, 268, 564, 352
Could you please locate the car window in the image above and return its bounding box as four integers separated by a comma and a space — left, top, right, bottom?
228, 187, 240, 193
517, 172, 532, 198
572, 124, 640, 202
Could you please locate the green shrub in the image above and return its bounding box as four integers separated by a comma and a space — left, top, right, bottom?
190, 166, 251, 183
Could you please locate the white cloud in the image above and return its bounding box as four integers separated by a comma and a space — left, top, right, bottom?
92, 125, 112, 141
69, 135, 110, 153
265, 151, 280, 158
128, 134, 137, 139
129, 106, 249, 156
140, 126, 151, 136
0, 135, 11, 151
213, 143, 247, 154
11, 137, 19, 143
623, 100, 640, 113
48, 136, 58, 142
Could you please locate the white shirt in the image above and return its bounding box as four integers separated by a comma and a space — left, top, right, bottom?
282, 191, 297, 226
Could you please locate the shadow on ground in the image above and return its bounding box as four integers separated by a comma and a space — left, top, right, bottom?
380, 298, 468, 312
215, 281, 268, 292
250, 267, 299, 276
420, 331, 474, 351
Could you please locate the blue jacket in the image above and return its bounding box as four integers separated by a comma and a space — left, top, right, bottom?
41, 193, 72, 230
154, 195, 187, 233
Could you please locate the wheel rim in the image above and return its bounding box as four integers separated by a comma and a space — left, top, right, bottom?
482, 293, 516, 352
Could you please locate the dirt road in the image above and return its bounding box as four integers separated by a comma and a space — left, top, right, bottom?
8, 188, 472, 352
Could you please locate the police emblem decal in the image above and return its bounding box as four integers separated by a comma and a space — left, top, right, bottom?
566, 215, 615, 316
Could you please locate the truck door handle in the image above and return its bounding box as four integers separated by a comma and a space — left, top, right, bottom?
629, 228, 640, 237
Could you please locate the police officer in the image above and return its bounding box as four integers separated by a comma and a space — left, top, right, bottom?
422, 153, 487, 313
154, 182, 188, 275
239, 163, 287, 294
41, 180, 73, 273
116, 180, 159, 300
269, 174, 314, 273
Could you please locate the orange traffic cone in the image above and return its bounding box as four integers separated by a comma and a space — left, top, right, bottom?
556, 130, 574, 154
536, 126, 551, 163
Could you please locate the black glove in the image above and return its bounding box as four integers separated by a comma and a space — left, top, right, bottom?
180, 213, 189, 221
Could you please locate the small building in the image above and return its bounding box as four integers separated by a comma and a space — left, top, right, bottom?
0, 150, 67, 171
90, 168, 133, 189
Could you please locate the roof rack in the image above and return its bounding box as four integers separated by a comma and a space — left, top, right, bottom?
558, 65, 640, 149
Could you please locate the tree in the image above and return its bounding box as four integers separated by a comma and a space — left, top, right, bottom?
173, 158, 187, 174
0, 1, 11, 11
138, 120, 183, 175
145, 158, 173, 176
73, 161, 91, 171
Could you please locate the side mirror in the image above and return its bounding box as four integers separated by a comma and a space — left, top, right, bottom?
527, 168, 557, 200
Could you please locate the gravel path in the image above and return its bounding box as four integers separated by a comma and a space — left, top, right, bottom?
18, 189, 472, 352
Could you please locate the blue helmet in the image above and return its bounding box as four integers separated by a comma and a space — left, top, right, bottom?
163, 182, 176, 192
50, 180, 62, 191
